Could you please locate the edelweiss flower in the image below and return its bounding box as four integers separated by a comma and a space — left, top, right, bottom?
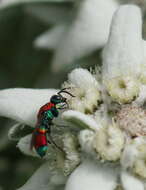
1, 4, 146, 190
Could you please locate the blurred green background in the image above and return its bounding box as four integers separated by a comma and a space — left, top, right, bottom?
0, 2, 74, 190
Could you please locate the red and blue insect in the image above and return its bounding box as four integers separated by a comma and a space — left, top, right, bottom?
31, 88, 74, 158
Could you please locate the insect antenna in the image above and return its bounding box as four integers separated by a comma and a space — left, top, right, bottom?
58, 88, 75, 97
58, 87, 71, 92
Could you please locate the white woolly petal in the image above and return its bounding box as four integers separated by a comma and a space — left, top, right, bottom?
121, 170, 144, 190
17, 162, 66, 190
65, 159, 118, 190
17, 134, 38, 157
102, 5, 143, 79
0, 88, 58, 126
34, 25, 66, 50
62, 110, 101, 131
52, 0, 118, 72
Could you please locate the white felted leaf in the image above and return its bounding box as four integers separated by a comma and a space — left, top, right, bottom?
65, 159, 118, 190
17, 162, 66, 190
51, 0, 118, 72
102, 4, 143, 79
121, 170, 144, 190
34, 25, 66, 50
17, 134, 38, 157
62, 110, 101, 131
0, 88, 58, 126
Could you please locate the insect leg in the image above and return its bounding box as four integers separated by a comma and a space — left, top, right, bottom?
47, 140, 51, 144
48, 134, 64, 153
58, 88, 75, 97
46, 124, 64, 153
57, 103, 68, 109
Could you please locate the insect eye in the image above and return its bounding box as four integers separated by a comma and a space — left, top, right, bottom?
50, 95, 62, 104
51, 95, 59, 99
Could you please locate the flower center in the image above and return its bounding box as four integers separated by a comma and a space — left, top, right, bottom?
116, 105, 146, 137
119, 80, 126, 89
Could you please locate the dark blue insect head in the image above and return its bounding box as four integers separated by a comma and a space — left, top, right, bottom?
50, 95, 66, 105
50, 88, 75, 105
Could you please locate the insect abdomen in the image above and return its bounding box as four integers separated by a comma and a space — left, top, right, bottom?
33, 126, 48, 157
36, 145, 48, 157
